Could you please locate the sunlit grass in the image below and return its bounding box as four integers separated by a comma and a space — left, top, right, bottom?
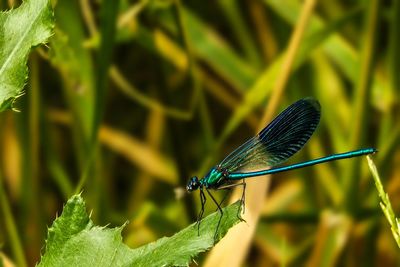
367, 155, 400, 248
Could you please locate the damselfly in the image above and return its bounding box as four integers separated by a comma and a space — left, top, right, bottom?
186, 98, 376, 239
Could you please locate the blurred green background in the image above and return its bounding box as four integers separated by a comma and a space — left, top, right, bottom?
1, 0, 400, 266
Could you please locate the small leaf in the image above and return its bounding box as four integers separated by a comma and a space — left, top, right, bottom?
0, 0, 54, 111
37, 195, 242, 267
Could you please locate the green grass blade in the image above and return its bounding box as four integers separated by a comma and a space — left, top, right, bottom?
219, 9, 352, 145
367, 155, 400, 248
344, 0, 379, 212
182, 7, 259, 91
218, 0, 262, 67
0, 174, 27, 267
91, 0, 120, 144
51, 1, 95, 168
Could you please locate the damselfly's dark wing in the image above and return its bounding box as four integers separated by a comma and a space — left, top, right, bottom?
219, 98, 321, 173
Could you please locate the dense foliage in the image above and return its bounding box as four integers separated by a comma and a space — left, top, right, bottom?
0, 0, 399, 266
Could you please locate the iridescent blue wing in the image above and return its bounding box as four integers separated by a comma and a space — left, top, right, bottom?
219, 98, 321, 173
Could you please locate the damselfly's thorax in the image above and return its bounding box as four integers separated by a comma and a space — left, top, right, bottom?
201, 166, 229, 189
186, 166, 230, 192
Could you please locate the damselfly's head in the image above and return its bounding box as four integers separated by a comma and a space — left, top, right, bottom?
186, 176, 200, 192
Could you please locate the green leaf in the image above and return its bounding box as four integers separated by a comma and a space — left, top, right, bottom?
0, 0, 54, 111
37, 195, 242, 267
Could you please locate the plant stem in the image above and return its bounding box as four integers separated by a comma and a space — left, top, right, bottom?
0, 176, 27, 267
344, 0, 379, 212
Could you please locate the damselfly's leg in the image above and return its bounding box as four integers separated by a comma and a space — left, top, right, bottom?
240, 179, 246, 216
217, 181, 247, 222
206, 188, 223, 242
196, 189, 206, 235
215, 188, 232, 211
